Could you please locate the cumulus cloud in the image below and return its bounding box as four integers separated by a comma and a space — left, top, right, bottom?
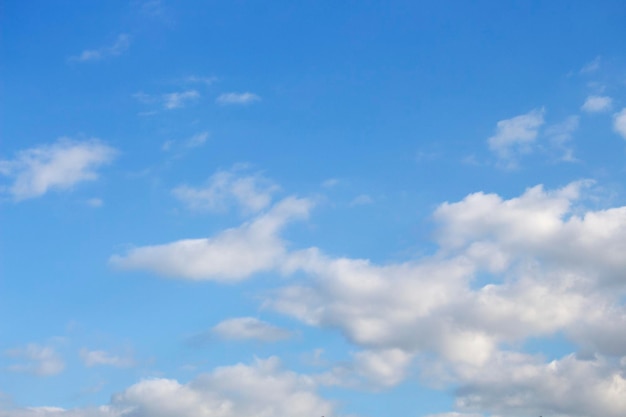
212, 317, 291, 342
450, 352, 626, 417
216, 92, 261, 105
582, 95, 613, 113
487, 108, 545, 167
5, 344, 65, 376
110, 174, 626, 416
0, 138, 116, 200
614, 108, 626, 140
79, 349, 134, 368
110, 196, 313, 281
0, 358, 336, 417
263, 180, 626, 416
173, 166, 279, 214
70, 34, 130, 62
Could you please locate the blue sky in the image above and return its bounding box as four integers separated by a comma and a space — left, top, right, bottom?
2, 1, 626, 416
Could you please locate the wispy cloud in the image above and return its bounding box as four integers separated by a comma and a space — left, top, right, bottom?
349, 194, 374, 206
5, 344, 65, 376
79, 349, 134, 368
133, 90, 200, 110
70, 34, 131, 62
581, 95, 613, 113
184, 75, 218, 86
163, 90, 200, 109
216, 92, 261, 105
614, 108, 626, 140
487, 108, 545, 168
172, 166, 279, 213
0, 138, 117, 201
580, 56, 601, 74
212, 317, 292, 342
545, 115, 579, 162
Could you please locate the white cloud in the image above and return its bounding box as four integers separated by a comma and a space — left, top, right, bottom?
86, 198, 103, 207
487, 108, 545, 167
133, 90, 200, 110
349, 194, 373, 206
184, 131, 209, 148
110, 174, 626, 415
110, 196, 313, 281
265, 180, 626, 413
321, 178, 340, 188
183, 75, 217, 86
613, 108, 626, 140
216, 92, 261, 105
545, 115, 579, 161
351, 349, 413, 387
212, 317, 291, 342
0, 138, 116, 200
173, 166, 279, 213
5, 344, 65, 376
0, 358, 336, 417
449, 352, 626, 417
79, 349, 134, 368
163, 90, 200, 109
580, 56, 601, 74
71, 34, 130, 62
582, 95, 613, 113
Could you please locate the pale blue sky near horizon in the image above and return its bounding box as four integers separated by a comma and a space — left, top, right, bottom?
2, 2, 626, 417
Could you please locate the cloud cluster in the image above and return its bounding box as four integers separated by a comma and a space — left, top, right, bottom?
0, 138, 116, 200
265, 181, 626, 415
109, 166, 626, 416
0, 358, 335, 417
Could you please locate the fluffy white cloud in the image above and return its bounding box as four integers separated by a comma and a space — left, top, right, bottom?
5, 344, 64, 376
173, 167, 279, 213
265, 181, 626, 416
450, 352, 626, 417
216, 92, 260, 105
110, 196, 313, 281
614, 108, 626, 140
71, 34, 130, 62
487, 109, 544, 167
0, 358, 336, 417
0, 138, 116, 200
79, 349, 134, 368
212, 317, 291, 342
581, 95, 613, 113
